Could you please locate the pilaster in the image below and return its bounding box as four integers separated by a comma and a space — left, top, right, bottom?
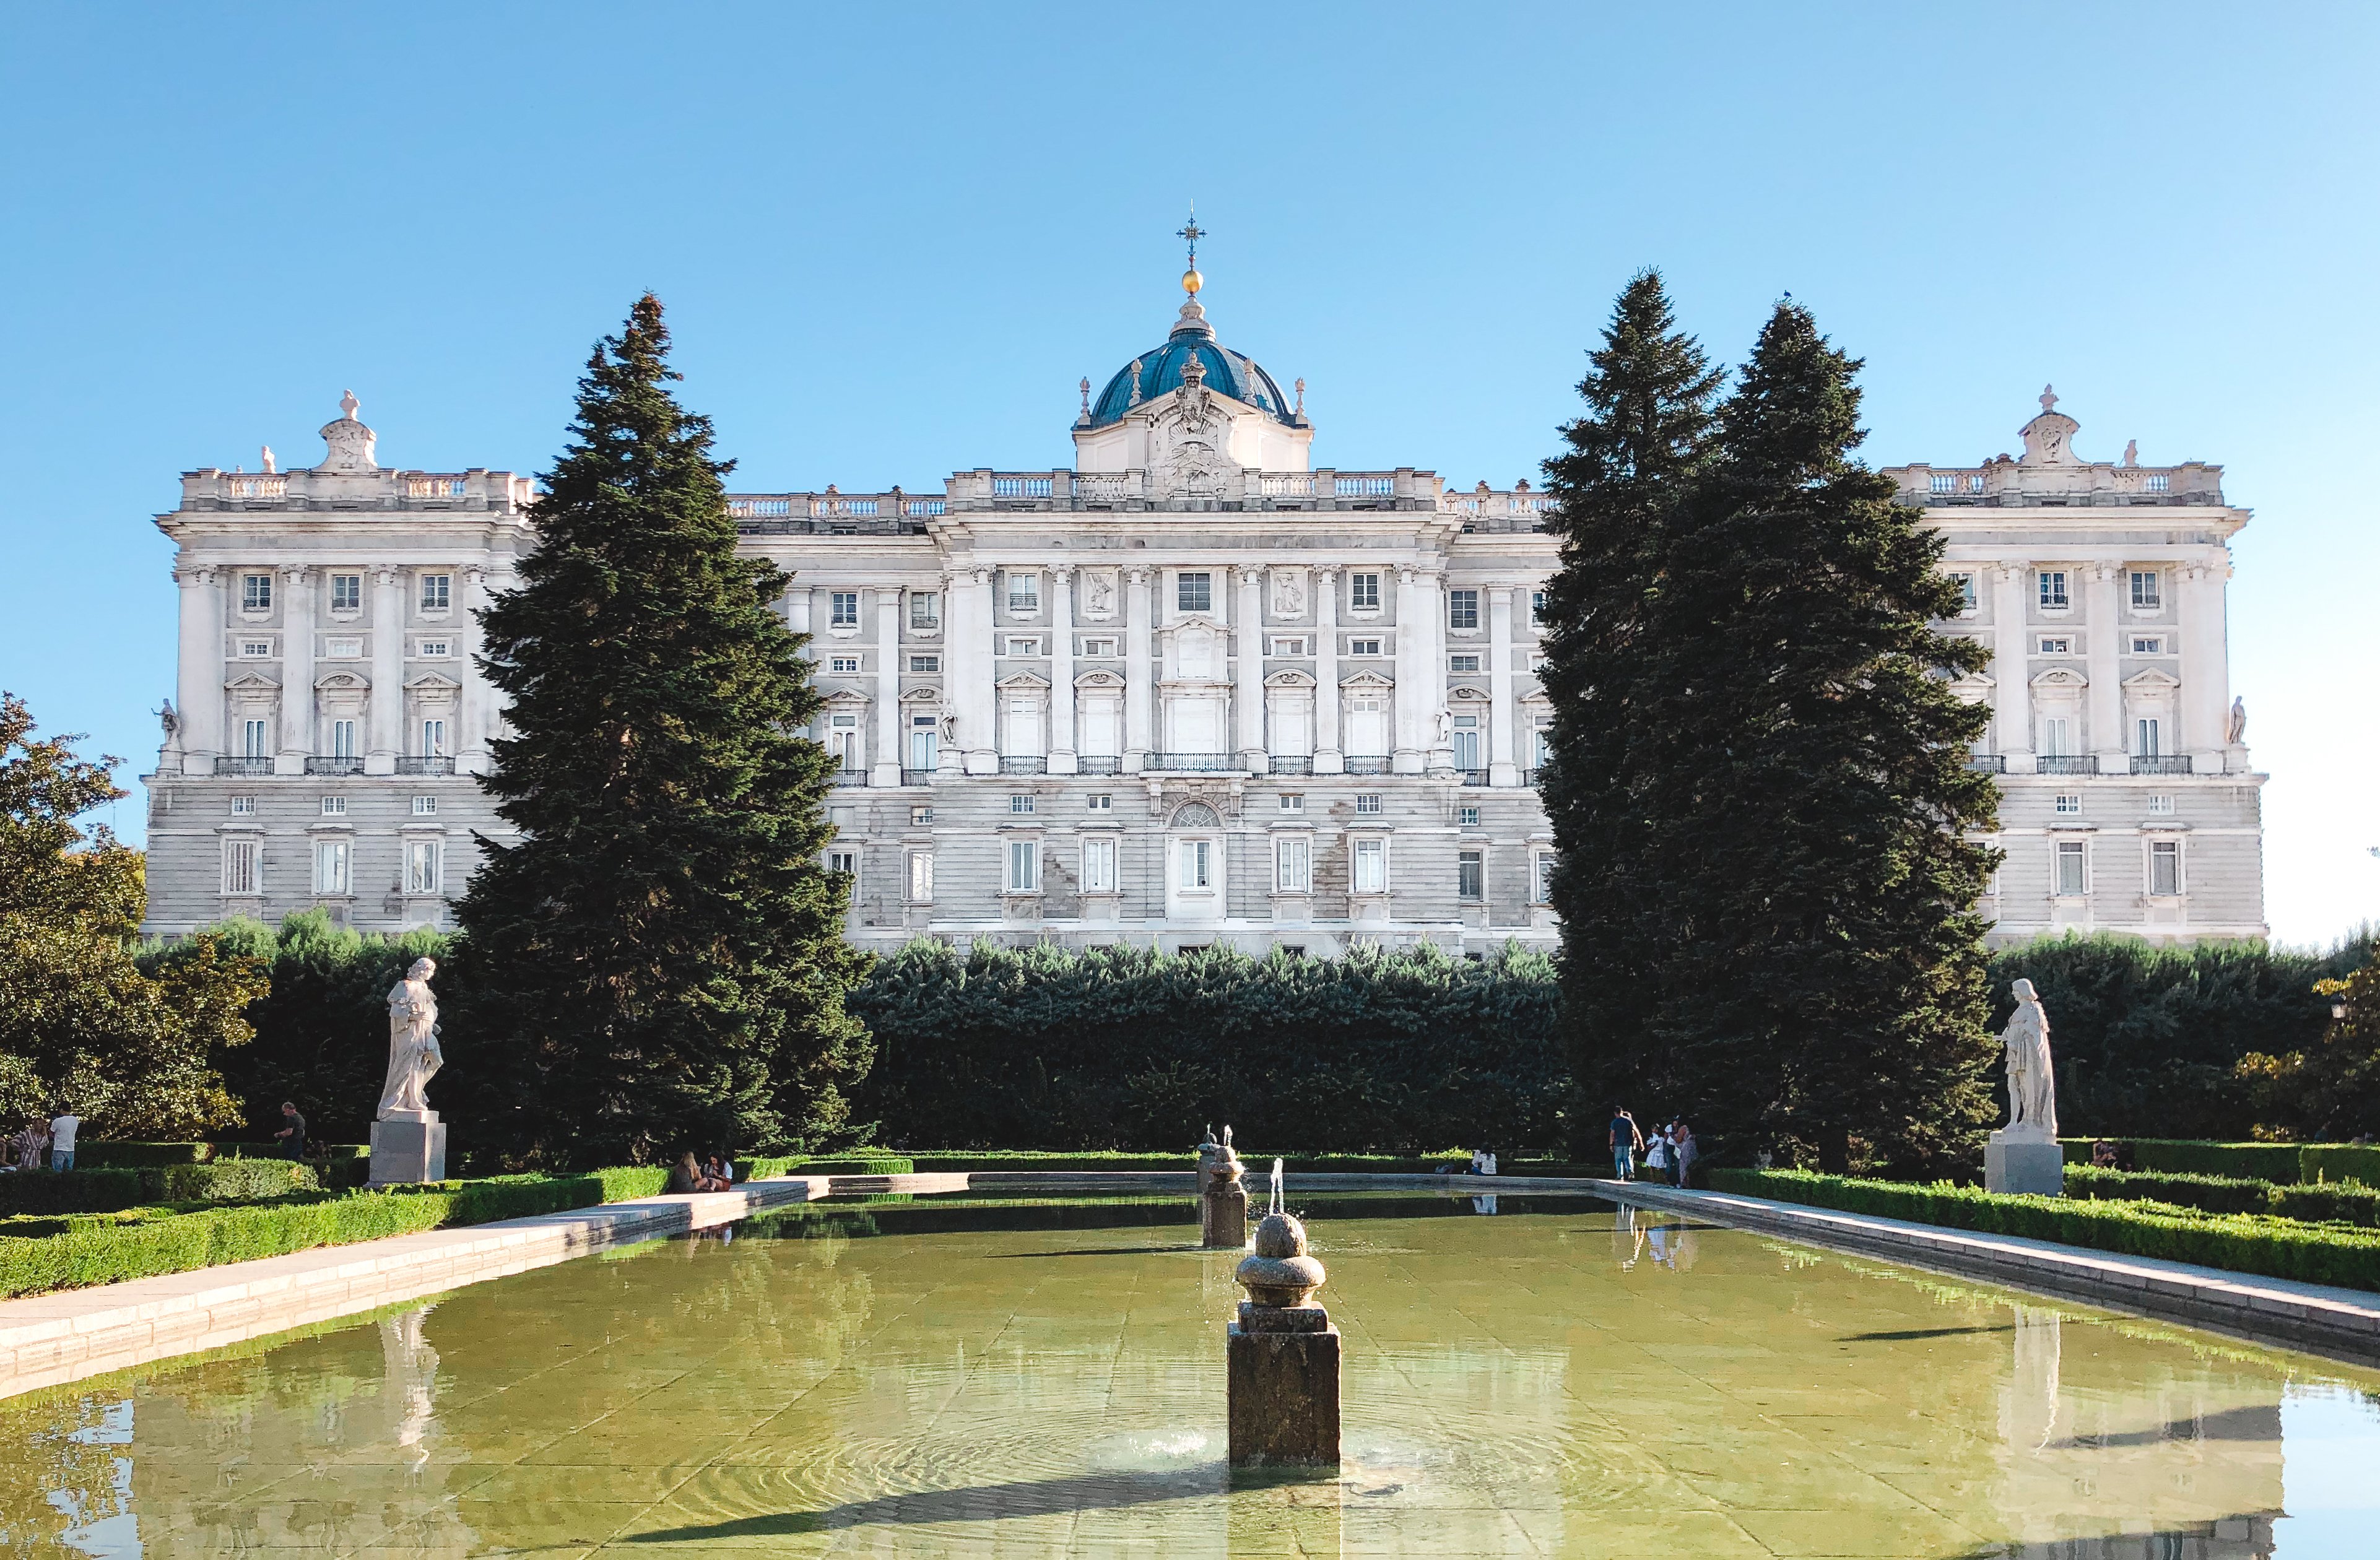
1311, 567, 1343, 774
1048, 566, 1078, 773
367, 566, 404, 774
1235, 566, 1266, 769
1124, 567, 1154, 771
872, 589, 903, 787
1487, 584, 1518, 785
275, 566, 315, 775
1992, 561, 2033, 773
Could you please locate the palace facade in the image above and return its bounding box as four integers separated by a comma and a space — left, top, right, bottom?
140, 278, 2266, 950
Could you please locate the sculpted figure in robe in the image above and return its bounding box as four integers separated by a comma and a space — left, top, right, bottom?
378, 957, 444, 1119
2000, 977, 2056, 1142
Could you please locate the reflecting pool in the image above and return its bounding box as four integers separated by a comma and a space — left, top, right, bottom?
4, 1192, 2378, 1558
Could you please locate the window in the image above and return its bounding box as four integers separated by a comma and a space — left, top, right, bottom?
1082, 638, 1118, 657
1347, 638, 1383, 656
320, 795, 347, 816
908, 714, 938, 772
2038, 570, 2069, 610
326, 636, 362, 659
826, 848, 858, 879
2135, 717, 2162, 758
910, 591, 941, 631
2130, 636, 2165, 655
1275, 836, 1311, 893
406, 839, 442, 895
2054, 794, 2082, 815
329, 574, 361, 612
230, 795, 254, 816
1007, 572, 1041, 613
2130, 571, 2162, 610
908, 851, 934, 899
421, 719, 448, 757
2147, 794, 2175, 815
330, 719, 357, 760
1459, 805, 1480, 827
2149, 839, 2181, 896
1950, 573, 1978, 615
1087, 794, 1112, 812
827, 713, 861, 771
1178, 838, 1212, 890
1177, 572, 1212, 613
1534, 722, 1554, 767
1450, 714, 1480, 771
1355, 794, 1382, 815
1448, 589, 1480, 630
242, 719, 270, 759
1270, 636, 1309, 657
908, 806, 933, 826
1449, 654, 1480, 673
1457, 849, 1484, 901
222, 838, 259, 895
909, 654, 940, 672
1534, 853, 1555, 904
240, 639, 272, 657
313, 838, 350, 895
419, 574, 451, 612
1007, 841, 1042, 893
2040, 717, 2072, 756
1082, 836, 1117, 893
1349, 573, 1381, 612
1009, 794, 1034, 815
830, 591, 859, 628
1351, 837, 1388, 894
1279, 794, 1304, 814
1004, 636, 1043, 657
242, 573, 272, 612
418, 639, 450, 658
829, 656, 862, 673
1531, 588, 1547, 623
2038, 636, 2071, 655
412, 795, 436, 816
2055, 839, 2087, 896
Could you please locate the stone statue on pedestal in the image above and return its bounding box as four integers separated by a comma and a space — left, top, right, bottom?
370, 957, 448, 1184
1986, 977, 2063, 1196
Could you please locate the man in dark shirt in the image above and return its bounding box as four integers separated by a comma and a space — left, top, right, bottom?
275, 1101, 308, 1161
1609, 1107, 1643, 1182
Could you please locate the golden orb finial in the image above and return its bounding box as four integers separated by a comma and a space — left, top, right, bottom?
1182, 266, 1204, 296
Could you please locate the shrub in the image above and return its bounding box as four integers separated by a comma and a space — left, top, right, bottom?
0, 1161, 319, 1216
2064, 1164, 2272, 1216
1707, 1168, 2380, 1291
2266, 1181, 2380, 1229
2303, 1145, 2380, 1186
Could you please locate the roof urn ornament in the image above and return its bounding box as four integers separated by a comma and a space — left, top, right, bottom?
1077, 376, 1092, 426
314, 389, 378, 474
1126, 357, 1144, 407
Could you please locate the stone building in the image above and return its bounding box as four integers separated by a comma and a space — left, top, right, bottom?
141, 279, 2264, 949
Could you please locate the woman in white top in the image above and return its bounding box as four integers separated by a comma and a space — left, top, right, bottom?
1643, 1127, 1671, 1177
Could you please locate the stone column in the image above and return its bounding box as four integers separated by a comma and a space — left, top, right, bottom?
2182, 557, 2231, 773
1487, 584, 1518, 785
1392, 567, 1424, 773
957, 568, 997, 774
1992, 561, 2033, 773
367, 566, 404, 775
1423, 569, 1451, 771
1124, 567, 1154, 771
872, 589, 902, 787
1048, 566, 1078, 774
1235, 566, 1266, 771
2086, 562, 2124, 771
1312, 567, 1343, 774
276, 567, 315, 775
175, 565, 222, 774
458, 565, 494, 774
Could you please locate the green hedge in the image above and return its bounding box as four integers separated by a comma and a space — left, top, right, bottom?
1708, 1168, 2380, 1291
739, 1155, 915, 1178
2061, 1138, 2380, 1186
0, 1161, 321, 1215
2062, 1165, 2380, 1228
898, 1150, 1483, 1174
2303, 1145, 2380, 1185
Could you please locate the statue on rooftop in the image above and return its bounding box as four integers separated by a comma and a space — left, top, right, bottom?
2227, 696, 2248, 745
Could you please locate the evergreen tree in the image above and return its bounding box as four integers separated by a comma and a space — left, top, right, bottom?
1535, 271, 1722, 1153
1635, 302, 2000, 1171
453, 295, 871, 1166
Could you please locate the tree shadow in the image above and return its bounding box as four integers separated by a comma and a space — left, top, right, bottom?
622, 1467, 1227, 1540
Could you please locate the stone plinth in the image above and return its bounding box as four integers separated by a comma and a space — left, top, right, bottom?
1228, 1302, 1341, 1466
370, 1111, 448, 1185
1986, 1132, 2064, 1197
1203, 1171, 1248, 1249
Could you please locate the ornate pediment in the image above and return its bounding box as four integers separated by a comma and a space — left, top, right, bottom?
1075, 669, 1127, 690
223, 670, 280, 693
898, 685, 944, 704
995, 670, 1052, 691
1264, 668, 1317, 690
404, 671, 464, 694
1340, 670, 1395, 690
2122, 667, 2182, 690
821, 687, 871, 708
1446, 682, 1491, 703
315, 669, 370, 692
2030, 667, 2088, 690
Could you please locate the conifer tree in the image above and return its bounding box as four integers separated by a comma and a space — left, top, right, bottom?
1633, 302, 2000, 1171
453, 295, 871, 1166
1535, 272, 1722, 1153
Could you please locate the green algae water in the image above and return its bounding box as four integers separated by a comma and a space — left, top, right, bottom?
4, 1192, 2378, 1558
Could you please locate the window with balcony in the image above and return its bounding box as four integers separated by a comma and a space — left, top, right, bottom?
419, 574, 451, 612
2130, 571, 2163, 610
1457, 849, 1484, 901
2038, 571, 2069, 610
2149, 839, 2181, 896
2135, 717, 2163, 758
1007, 841, 1041, 893
421, 719, 448, 758
1177, 572, 1212, 613
1007, 572, 1041, 613
830, 591, 859, 628
222, 839, 258, 895
1349, 573, 1381, 612
1450, 714, 1481, 772
910, 591, 940, 631
908, 714, 938, 774
329, 719, 357, 761
406, 839, 443, 895
1351, 838, 1388, 895
242, 573, 272, 612
242, 719, 270, 759
1082, 836, 1116, 893
1275, 836, 1310, 893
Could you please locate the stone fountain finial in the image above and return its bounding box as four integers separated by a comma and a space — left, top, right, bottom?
1200, 1124, 1246, 1248
1235, 1211, 1326, 1307
1227, 1184, 1340, 1465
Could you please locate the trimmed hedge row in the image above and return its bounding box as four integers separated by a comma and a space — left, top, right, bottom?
898, 1150, 1482, 1174
2066, 1164, 2380, 1228
1707, 1168, 2380, 1291
2059, 1138, 2380, 1186
74, 1142, 371, 1171
0, 1161, 321, 1215
741, 1155, 914, 1177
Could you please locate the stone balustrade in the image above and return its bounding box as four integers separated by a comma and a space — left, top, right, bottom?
185, 467, 536, 513
1887, 459, 2223, 506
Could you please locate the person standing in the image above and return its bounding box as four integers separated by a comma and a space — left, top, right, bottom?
1672, 1122, 1698, 1188
48, 1108, 80, 1172
274, 1101, 308, 1161
1644, 1125, 1670, 1182
1609, 1107, 1643, 1181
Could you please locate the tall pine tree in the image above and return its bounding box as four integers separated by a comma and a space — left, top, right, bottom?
453, 295, 870, 1166
1633, 301, 2000, 1171
1536, 271, 1722, 1154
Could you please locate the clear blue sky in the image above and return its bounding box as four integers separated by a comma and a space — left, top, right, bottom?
2, 3, 2373, 944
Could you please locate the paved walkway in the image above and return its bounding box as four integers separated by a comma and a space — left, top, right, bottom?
4, 1169, 2377, 1401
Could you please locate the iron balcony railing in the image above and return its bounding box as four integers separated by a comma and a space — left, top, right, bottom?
1456, 768, 1490, 787
1077, 755, 1122, 775
1344, 756, 1391, 775
2130, 755, 2192, 776
1000, 756, 1048, 775
214, 756, 274, 776
305, 756, 365, 776
1521, 767, 1540, 787
396, 756, 455, 776
1269, 756, 1313, 776
900, 768, 934, 787
1966, 754, 2007, 774
830, 769, 869, 787
2036, 755, 2099, 776
1149, 752, 1238, 772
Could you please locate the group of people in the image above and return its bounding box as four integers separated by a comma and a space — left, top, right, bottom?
1608, 1107, 1697, 1187
4, 1110, 80, 1174
667, 1152, 739, 1194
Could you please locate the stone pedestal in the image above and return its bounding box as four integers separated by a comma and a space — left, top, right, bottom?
370, 1111, 448, 1185
1227, 1303, 1341, 1466
1202, 1176, 1248, 1249
1986, 1132, 2063, 1197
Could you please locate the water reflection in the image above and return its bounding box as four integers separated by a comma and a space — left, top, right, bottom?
0, 1196, 2373, 1558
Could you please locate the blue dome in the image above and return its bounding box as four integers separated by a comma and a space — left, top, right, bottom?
1087, 310, 1295, 429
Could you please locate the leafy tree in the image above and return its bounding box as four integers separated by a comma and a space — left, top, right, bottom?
0, 693, 264, 1138
1535, 269, 1724, 1153
2235, 935, 2380, 1141
1604, 302, 2002, 1172
451, 295, 871, 1166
